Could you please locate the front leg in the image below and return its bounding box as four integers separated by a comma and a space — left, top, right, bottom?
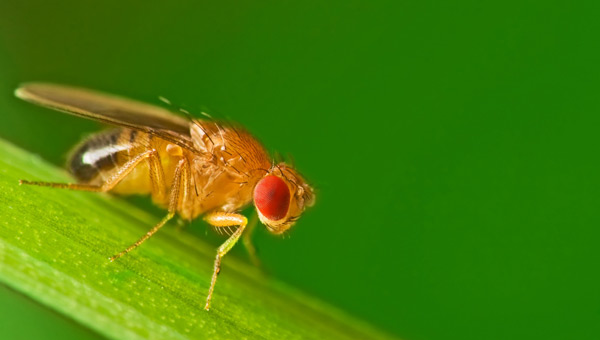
242, 213, 262, 268
203, 212, 247, 310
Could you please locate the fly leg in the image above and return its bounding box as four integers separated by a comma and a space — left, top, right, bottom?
19, 149, 166, 202
242, 213, 262, 268
109, 157, 189, 261
203, 212, 248, 310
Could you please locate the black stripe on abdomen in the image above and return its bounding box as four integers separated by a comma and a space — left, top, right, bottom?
68, 128, 126, 182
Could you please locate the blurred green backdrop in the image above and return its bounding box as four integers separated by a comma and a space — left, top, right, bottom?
1, 1, 600, 339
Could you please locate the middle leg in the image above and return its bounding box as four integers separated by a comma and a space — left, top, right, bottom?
109, 157, 190, 261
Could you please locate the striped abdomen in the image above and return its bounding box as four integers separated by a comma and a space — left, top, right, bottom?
68, 128, 143, 183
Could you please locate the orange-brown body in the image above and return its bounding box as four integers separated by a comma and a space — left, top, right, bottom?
70, 123, 272, 221
15, 82, 314, 310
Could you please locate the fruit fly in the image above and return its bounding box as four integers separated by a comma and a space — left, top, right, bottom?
15, 83, 315, 310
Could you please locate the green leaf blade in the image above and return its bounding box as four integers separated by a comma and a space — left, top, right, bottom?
0, 139, 394, 340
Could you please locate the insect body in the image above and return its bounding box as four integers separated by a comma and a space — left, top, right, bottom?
15, 83, 315, 310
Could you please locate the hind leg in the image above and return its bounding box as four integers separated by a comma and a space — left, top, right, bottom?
20, 148, 166, 201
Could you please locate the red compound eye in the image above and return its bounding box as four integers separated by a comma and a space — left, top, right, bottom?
254, 175, 290, 221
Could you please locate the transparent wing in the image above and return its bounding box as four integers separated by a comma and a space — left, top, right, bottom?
15, 82, 195, 149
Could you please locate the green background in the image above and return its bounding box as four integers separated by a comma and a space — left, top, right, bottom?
1, 1, 599, 339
